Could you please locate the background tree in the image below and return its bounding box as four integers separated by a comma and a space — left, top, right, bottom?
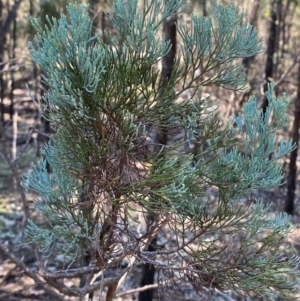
285, 59, 300, 215
0, 0, 24, 123
262, 0, 278, 113
138, 1, 178, 300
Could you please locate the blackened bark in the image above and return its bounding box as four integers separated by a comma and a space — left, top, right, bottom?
284, 61, 300, 215
138, 11, 177, 301
262, 0, 278, 113
240, 0, 260, 106
242, 0, 259, 71
161, 15, 177, 90
202, 0, 207, 16
138, 237, 157, 301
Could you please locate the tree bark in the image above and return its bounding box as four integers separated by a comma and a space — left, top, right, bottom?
202, 0, 207, 16
242, 0, 259, 71
240, 0, 260, 106
261, 0, 278, 113
284, 61, 300, 215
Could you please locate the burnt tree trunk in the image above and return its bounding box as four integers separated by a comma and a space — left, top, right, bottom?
261, 0, 278, 113
240, 0, 260, 106
242, 0, 259, 71
202, 0, 207, 16
284, 61, 300, 215
138, 10, 177, 301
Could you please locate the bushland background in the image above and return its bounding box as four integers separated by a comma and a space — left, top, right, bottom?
1, 0, 300, 300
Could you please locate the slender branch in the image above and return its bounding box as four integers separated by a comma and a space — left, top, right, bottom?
259, 49, 300, 103
274, 49, 300, 87
38, 265, 102, 279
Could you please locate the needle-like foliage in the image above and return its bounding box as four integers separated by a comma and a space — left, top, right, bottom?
24, 0, 300, 300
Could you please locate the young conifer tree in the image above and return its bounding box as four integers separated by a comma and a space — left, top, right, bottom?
25, 0, 300, 300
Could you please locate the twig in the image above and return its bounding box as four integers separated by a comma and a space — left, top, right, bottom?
40, 265, 102, 279
274, 49, 300, 87
115, 283, 159, 298
258, 50, 300, 104
0, 59, 21, 75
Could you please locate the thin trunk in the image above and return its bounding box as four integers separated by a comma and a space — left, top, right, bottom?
101, 10, 108, 44
0, 0, 24, 123
240, 0, 260, 106
282, 0, 293, 55
261, 0, 278, 113
273, 1, 283, 81
0, 0, 4, 123
202, 0, 207, 16
9, 14, 17, 120
30, 0, 39, 102
242, 0, 259, 71
284, 61, 300, 215
138, 9, 177, 301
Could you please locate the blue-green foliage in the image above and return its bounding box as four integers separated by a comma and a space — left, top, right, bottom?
25, 0, 300, 299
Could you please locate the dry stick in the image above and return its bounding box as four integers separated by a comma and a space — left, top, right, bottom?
0, 59, 20, 75
274, 49, 300, 87
40, 265, 102, 279
116, 283, 159, 298
116, 277, 175, 298
115, 256, 136, 289
0, 244, 67, 301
